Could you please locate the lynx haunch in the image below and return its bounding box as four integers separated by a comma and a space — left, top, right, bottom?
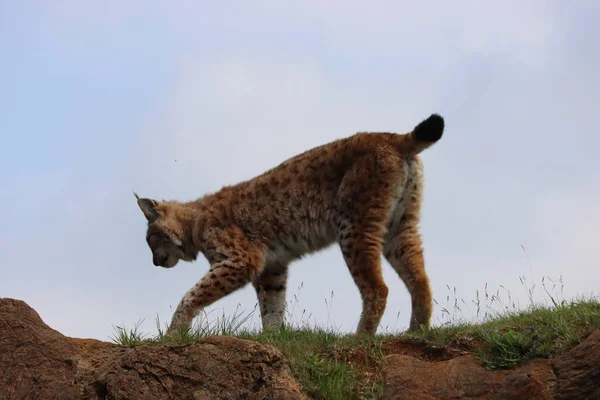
136, 114, 445, 336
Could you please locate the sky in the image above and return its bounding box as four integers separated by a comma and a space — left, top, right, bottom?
1, 0, 599, 340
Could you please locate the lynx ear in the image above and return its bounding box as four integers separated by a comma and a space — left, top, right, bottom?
135, 192, 159, 223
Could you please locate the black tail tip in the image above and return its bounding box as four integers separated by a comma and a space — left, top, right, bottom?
413, 113, 444, 142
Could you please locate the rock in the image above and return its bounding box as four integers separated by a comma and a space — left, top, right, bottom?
3, 297, 600, 400
0, 298, 80, 399
383, 354, 503, 399
554, 329, 600, 399
75, 336, 306, 400
493, 359, 556, 400
383, 354, 557, 399
383, 330, 600, 400
0, 298, 306, 400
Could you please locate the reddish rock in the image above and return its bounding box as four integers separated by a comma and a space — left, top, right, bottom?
0, 298, 80, 399
383, 331, 600, 400
0, 298, 306, 400
75, 336, 306, 400
383, 354, 502, 399
554, 329, 600, 399
3, 297, 599, 400
493, 359, 556, 400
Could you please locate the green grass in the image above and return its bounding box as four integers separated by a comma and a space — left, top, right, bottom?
407, 297, 600, 369
110, 277, 600, 399
237, 327, 388, 399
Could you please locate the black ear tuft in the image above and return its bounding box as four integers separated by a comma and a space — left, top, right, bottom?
413, 114, 444, 142
137, 197, 159, 223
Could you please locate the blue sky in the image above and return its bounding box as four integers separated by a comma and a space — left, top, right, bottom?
1, 0, 599, 340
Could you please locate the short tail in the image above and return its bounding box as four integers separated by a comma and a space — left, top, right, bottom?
398, 114, 445, 155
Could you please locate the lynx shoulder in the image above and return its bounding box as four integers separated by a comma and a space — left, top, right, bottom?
135, 114, 444, 335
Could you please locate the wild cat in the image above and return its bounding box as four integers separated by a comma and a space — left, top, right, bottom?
135, 114, 444, 336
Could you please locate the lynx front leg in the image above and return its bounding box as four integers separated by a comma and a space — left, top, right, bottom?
252, 261, 288, 330
167, 229, 266, 337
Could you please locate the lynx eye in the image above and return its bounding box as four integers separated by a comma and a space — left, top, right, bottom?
146, 231, 170, 249
146, 233, 161, 245
169, 236, 185, 252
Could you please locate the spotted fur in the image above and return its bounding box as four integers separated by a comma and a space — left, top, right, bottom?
135, 114, 445, 336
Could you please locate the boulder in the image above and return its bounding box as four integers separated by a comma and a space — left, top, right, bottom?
553, 329, 600, 400
383, 330, 600, 400
0, 298, 80, 399
0, 298, 306, 400
2, 297, 599, 400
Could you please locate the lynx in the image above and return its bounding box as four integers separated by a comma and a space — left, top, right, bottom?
135, 114, 444, 336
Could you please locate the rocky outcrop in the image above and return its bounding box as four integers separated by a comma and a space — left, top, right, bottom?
1, 297, 599, 399
72, 336, 307, 400
382, 330, 600, 400
0, 298, 306, 399
0, 298, 80, 399
553, 329, 600, 400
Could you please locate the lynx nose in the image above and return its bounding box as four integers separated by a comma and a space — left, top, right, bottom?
153, 253, 167, 267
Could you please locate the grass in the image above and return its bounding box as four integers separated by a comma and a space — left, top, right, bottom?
408, 296, 600, 369
110, 276, 600, 399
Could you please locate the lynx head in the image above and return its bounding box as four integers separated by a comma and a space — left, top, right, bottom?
135, 193, 197, 268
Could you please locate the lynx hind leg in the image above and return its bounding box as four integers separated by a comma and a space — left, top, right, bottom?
252, 261, 288, 330
336, 154, 407, 335
339, 236, 388, 335
384, 221, 433, 332
167, 227, 267, 337
383, 160, 433, 332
